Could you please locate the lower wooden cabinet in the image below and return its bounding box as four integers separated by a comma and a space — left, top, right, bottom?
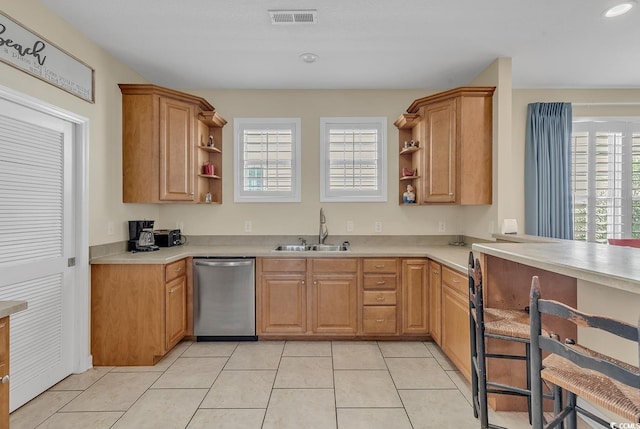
311, 259, 358, 334
257, 259, 307, 334
362, 258, 399, 335
165, 275, 187, 350
0, 317, 8, 427
428, 260, 442, 345
401, 259, 429, 334
440, 266, 471, 380
91, 259, 188, 366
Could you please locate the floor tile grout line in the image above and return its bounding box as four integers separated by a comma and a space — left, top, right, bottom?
375, 341, 416, 429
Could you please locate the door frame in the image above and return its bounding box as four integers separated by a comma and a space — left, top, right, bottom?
0, 84, 91, 373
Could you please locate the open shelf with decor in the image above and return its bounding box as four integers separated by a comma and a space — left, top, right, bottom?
196, 110, 226, 204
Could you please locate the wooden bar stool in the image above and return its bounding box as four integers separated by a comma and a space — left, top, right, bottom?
529, 276, 640, 429
468, 251, 540, 428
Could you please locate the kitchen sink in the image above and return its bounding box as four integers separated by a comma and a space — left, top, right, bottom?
273, 244, 308, 251
272, 244, 349, 252
307, 244, 349, 252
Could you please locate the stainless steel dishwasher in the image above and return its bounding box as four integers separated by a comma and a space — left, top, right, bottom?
193, 257, 257, 341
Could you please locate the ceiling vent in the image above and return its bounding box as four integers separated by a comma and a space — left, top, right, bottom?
269, 9, 318, 25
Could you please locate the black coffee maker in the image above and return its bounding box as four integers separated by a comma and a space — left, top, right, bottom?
128, 220, 159, 252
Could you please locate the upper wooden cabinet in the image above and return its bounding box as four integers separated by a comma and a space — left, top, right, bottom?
395, 86, 494, 205
119, 84, 226, 204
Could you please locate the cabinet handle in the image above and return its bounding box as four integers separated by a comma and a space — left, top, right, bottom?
376, 296, 385, 301
376, 281, 386, 285
174, 267, 182, 272
375, 265, 385, 269
432, 270, 439, 275
451, 278, 460, 283
301, 280, 305, 285
313, 281, 317, 285
376, 319, 385, 323
1, 375, 9, 384
449, 193, 453, 196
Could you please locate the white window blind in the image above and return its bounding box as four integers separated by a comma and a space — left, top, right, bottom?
234, 118, 301, 202
571, 120, 640, 243
320, 117, 387, 202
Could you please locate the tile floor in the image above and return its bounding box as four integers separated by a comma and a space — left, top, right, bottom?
9, 340, 574, 429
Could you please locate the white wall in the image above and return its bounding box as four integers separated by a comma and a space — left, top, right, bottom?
3, 2, 640, 246
0, 0, 158, 246
158, 89, 465, 237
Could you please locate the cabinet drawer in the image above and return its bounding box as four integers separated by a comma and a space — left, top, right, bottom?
363, 291, 397, 306
165, 259, 186, 282
363, 259, 398, 274
261, 258, 306, 272
363, 306, 397, 334
442, 266, 466, 296
363, 274, 397, 290
311, 258, 358, 273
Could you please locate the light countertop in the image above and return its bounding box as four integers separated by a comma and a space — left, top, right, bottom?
472, 241, 640, 295
90, 243, 473, 274
0, 300, 28, 319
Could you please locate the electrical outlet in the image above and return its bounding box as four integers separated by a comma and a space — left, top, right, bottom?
346, 220, 354, 233
107, 221, 114, 235
438, 221, 446, 233
374, 221, 383, 233
244, 220, 252, 233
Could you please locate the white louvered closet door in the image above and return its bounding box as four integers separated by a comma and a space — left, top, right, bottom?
0, 98, 74, 411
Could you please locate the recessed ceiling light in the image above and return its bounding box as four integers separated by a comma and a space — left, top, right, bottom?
603, 1, 635, 17
299, 53, 319, 63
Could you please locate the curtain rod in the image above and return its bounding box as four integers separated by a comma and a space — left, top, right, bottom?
572, 102, 640, 106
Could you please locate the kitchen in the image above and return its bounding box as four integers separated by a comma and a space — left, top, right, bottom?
1, 0, 640, 428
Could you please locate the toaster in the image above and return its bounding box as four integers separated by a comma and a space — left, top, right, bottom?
153, 229, 182, 247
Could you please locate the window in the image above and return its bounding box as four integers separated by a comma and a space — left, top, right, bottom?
571, 120, 640, 243
234, 118, 301, 202
320, 117, 387, 202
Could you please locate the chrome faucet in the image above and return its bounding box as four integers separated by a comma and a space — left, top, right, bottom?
319, 208, 328, 244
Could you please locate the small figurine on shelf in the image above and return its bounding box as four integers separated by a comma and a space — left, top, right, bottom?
403, 184, 416, 204
207, 135, 214, 147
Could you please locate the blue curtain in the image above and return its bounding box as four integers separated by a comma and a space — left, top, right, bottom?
524, 102, 573, 239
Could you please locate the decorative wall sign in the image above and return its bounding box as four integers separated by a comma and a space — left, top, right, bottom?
0, 12, 95, 103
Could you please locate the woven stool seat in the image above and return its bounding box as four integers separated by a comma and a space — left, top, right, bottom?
484, 308, 536, 340
542, 352, 640, 423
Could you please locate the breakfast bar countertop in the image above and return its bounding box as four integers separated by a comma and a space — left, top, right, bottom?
472, 240, 640, 295
0, 300, 28, 319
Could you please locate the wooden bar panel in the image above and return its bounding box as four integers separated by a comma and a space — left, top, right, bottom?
482, 254, 577, 411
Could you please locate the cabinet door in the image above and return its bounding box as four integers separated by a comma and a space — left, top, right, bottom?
260, 274, 307, 334
441, 285, 471, 380
401, 259, 429, 334
311, 273, 358, 334
424, 99, 457, 203
428, 261, 442, 344
165, 275, 187, 350
0, 317, 8, 427
159, 97, 196, 201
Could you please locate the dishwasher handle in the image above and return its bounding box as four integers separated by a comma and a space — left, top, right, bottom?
194, 260, 254, 268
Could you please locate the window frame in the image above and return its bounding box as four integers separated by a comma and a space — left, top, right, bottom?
319, 116, 388, 203
233, 117, 302, 203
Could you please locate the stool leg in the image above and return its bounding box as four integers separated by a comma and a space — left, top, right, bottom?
526, 344, 532, 424
553, 385, 563, 429
566, 392, 576, 429
477, 325, 489, 428
470, 319, 479, 418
